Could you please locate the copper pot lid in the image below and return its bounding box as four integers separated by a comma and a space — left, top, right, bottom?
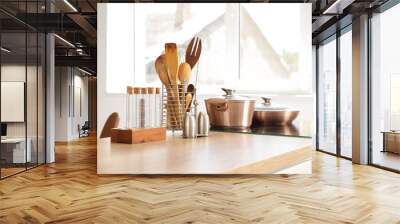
206, 88, 256, 103
255, 97, 298, 111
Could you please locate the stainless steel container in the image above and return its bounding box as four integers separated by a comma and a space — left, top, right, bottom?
183, 112, 196, 138
252, 97, 299, 126
205, 88, 256, 129
197, 112, 210, 137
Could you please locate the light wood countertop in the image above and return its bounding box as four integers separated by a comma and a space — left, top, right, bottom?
97, 132, 312, 174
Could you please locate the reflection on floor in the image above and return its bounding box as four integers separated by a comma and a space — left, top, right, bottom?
373, 150, 400, 171
0, 167, 25, 178
0, 162, 41, 178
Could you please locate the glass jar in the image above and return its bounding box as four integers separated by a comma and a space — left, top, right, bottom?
131, 87, 138, 128
139, 88, 147, 128
147, 87, 155, 128
155, 87, 161, 127
126, 86, 133, 128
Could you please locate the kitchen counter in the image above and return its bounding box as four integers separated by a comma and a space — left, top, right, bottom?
97, 131, 312, 174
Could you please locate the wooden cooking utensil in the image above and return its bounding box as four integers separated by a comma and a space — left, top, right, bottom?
165, 43, 179, 84
186, 84, 196, 112
185, 93, 192, 112
178, 62, 191, 84
185, 37, 202, 69
155, 54, 169, 86
155, 54, 178, 126
187, 84, 196, 96
164, 43, 181, 127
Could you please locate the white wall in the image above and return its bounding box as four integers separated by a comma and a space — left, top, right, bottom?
97, 4, 127, 138
55, 67, 70, 141
1, 65, 37, 138
1, 63, 46, 164
55, 67, 89, 141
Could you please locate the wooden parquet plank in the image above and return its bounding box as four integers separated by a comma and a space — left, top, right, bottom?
0, 135, 400, 223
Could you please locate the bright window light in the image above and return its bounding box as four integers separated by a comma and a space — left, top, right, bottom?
106, 4, 135, 93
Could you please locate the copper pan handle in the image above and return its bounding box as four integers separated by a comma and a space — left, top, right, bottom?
213, 102, 228, 112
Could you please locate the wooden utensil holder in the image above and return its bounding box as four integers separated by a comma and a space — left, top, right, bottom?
162, 84, 186, 131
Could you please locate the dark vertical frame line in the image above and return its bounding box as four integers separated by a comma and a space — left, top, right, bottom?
316, 45, 320, 150
44, 0, 48, 164
25, 0, 28, 171
367, 11, 373, 165
336, 29, 341, 157
36, 0, 39, 168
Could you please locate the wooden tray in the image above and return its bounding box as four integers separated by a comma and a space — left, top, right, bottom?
111, 127, 166, 144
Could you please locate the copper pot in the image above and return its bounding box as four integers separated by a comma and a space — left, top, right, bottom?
205, 89, 256, 129
253, 110, 299, 126
252, 97, 299, 126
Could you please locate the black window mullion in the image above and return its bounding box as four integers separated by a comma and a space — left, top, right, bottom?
36, 0, 39, 168
316, 45, 320, 150
367, 11, 373, 165
24, 0, 28, 171
336, 29, 341, 157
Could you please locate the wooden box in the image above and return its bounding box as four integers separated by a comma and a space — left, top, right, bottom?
111, 127, 166, 144
383, 131, 400, 154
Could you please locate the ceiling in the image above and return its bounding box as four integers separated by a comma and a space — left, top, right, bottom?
0, 0, 393, 75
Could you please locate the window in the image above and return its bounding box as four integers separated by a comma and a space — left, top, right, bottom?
340, 29, 352, 158
105, 4, 135, 93
240, 4, 312, 94
371, 3, 400, 171
133, 3, 238, 95
317, 37, 337, 154
105, 3, 311, 95
0, 2, 46, 179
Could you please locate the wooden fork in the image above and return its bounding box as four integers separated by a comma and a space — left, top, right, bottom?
185, 37, 202, 69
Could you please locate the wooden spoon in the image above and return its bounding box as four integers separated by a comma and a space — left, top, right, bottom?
178, 62, 192, 84
155, 54, 169, 86
155, 54, 178, 125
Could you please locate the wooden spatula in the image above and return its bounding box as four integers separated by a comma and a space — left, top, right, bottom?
164, 43, 181, 127
165, 43, 179, 85
185, 37, 202, 69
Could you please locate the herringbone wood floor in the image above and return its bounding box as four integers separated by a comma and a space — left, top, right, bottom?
1, 136, 400, 224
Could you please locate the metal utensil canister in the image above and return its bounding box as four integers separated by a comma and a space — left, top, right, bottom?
197, 112, 209, 137
183, 112, 196, 138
